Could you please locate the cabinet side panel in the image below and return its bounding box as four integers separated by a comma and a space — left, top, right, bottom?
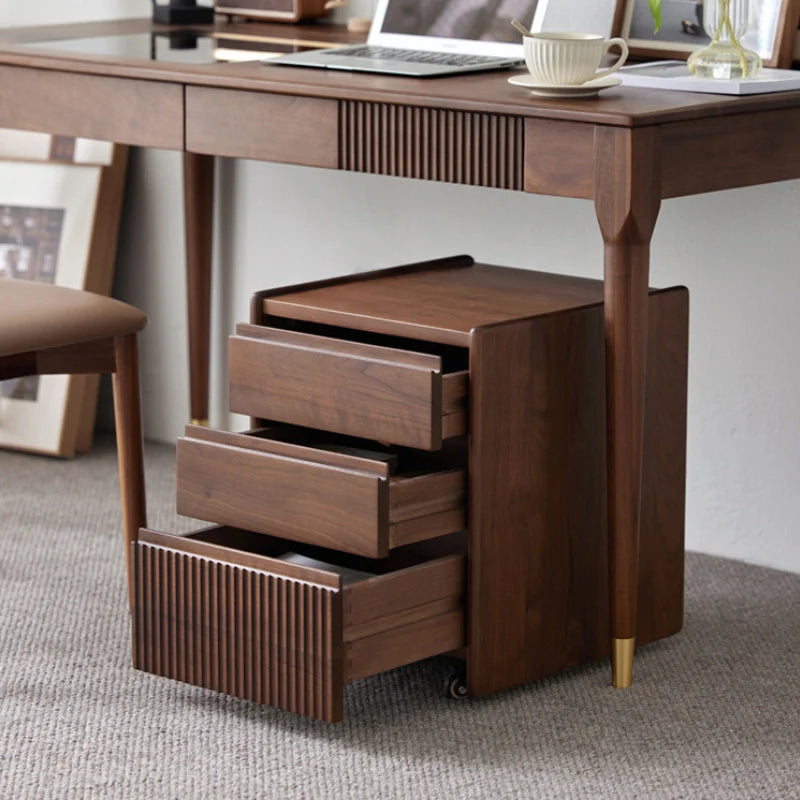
637, 288, 688, 644
468, 306, 608, 696
468, 288, 687, 696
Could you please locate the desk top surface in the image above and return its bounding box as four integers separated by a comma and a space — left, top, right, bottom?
3, 17, 800, 128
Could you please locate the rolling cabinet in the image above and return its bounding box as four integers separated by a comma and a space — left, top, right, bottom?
132, 255, 689, 722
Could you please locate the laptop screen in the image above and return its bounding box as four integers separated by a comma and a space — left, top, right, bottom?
370, 0, 617, 57
380, 0, 539, 45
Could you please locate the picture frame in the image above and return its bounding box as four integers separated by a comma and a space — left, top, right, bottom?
534, 0, 622, 38
0, 132, 128, 457
620, 0, 800, 68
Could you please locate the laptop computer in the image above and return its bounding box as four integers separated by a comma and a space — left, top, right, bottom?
269, 0, 540, 77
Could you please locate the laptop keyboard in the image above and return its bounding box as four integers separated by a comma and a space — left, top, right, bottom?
335, 45, 506, 67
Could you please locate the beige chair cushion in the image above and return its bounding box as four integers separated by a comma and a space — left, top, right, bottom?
0, 279, 147, 357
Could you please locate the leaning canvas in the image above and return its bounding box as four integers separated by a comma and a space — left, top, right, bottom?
0, 131, 128, 456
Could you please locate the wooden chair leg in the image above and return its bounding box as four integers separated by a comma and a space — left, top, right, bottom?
112, 332, 147, 612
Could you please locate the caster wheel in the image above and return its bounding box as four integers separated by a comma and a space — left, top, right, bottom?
445, 672, 468, 700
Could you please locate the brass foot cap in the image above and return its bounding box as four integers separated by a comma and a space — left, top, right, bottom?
191, 418, 209, 427
612, 637, 635, 688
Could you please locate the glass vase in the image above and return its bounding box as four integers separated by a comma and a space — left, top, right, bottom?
688, 0, 762, 79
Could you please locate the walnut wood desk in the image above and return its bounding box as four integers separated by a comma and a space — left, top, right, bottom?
3, 17, 800, 689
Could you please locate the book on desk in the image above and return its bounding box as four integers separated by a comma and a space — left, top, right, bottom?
619, 60, 800, 95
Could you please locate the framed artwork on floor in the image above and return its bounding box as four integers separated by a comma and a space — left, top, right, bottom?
0, 131, 128, 457
619, 0, 800, 68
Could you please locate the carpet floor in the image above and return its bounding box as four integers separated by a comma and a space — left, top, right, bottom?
1, 436, 798, 800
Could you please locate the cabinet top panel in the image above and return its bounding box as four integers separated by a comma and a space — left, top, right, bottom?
261, 258, 609, 346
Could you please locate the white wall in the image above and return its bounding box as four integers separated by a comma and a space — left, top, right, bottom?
7, 2, 800, 574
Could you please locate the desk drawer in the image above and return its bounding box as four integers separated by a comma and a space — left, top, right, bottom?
132, 526, 466, 722
186, 86, 337, 167
176, 426, 467, 558
0, 66, 183, 149
229, 324, 468, 450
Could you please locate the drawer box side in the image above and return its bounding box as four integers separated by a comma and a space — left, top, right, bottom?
344, 611, 465, 683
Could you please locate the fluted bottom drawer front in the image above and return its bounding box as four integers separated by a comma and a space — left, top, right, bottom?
228, 324, 468, 450
132, 527, 466, 722
176, 425, 467, 558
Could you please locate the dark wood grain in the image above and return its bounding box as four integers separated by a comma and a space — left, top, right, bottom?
184, 152, 215, 423
344, 553, 465, 628
187, 86, 338, 167
175, 428, 466, 558
637, 289, 689, 644
524, 118, 594, 199
5, 14, 789, 707
113, 333, 148, 612
228, 324, 451, 449
74, 145, 131, 453
176, 432, 388, 556
344, 611, 465, 682
594, 126, 661, 654
527, 107, 800, 203
340, 101, 524, 189
262, 262, 608, 347
3, 18, 800, 131
467, 287, 687, 696
661, 107, 800, 198
184, 423, 391, 474
0, 65, 182, 148
32, 338, 116, 376
133, 525, 466, 721
137, 528, 343, 587
771, 0, 800, 68
253, 255, 474, 331
132, 534, 345, 722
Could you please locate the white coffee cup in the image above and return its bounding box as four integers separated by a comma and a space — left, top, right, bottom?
523, 32, 629, 86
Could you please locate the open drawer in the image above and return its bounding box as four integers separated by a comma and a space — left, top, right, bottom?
176, 425, 467, 558
228, 323, 468, 450
132, 526, 466, 722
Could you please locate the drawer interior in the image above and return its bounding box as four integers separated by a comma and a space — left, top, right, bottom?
180, 526, 467, 682
242, 425, 469, 550
245, 424, 467, 478
182, 525, 466, 582
134, 525, 466, 716
263, 314, 469, 374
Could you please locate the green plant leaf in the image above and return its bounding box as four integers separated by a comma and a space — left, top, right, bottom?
648, 0, 662, 33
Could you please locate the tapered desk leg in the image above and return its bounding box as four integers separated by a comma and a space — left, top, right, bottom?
183, 152, 215, 426
594, 126, 661, 687
113, 333, 147, 613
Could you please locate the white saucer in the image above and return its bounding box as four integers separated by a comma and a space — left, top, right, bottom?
507, 74, 622, 98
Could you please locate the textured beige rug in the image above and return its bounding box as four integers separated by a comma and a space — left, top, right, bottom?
1, 436, 798, 799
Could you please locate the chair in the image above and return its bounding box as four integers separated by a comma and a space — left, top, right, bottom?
0, 279, 147, 608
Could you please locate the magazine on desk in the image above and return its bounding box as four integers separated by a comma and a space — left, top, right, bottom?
619, 61, 800, 95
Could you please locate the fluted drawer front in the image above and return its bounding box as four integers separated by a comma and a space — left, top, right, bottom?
131, 527, 466, 722
133, 534, 343, 722
340, 101, 524, 190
